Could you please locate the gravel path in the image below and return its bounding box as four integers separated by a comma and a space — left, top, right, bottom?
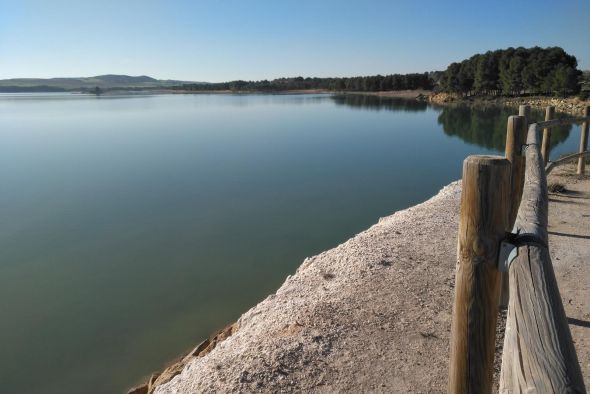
547, 166, 590, 383
151, 166, 588, 393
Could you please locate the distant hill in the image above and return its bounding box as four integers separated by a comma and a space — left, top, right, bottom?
0, 74, 201, 92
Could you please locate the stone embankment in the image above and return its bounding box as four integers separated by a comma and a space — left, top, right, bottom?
129, 163, 589, 393
428, 92, 590, 115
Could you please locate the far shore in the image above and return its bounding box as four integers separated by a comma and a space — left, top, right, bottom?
338, 89, 431, 99
135, 89, 590, 115
13, 88, 588, 115
94, 88, 427, 98
168, 88, 330, 95
165, 88, 430, 98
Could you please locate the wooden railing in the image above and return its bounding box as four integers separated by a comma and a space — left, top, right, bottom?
448, 105, 590, 393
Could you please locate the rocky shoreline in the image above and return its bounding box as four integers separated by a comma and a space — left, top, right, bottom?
128, 323, 239, 394
427, 92, 590, 115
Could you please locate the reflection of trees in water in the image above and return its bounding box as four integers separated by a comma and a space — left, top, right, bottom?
437, 105, 572, 152
331, 94, 428, 112
331, 95, 572, 153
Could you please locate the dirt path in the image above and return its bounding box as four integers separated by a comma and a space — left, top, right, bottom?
547, 165, 590, 382
148, 166, 588, 393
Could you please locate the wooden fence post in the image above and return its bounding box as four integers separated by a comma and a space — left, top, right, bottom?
541, 106, 555, 165
448, 156, 511, 394
518, 104, 530, 125
499, 115, 526, 308
505, 115, 527, 229
577, 106, 590, 174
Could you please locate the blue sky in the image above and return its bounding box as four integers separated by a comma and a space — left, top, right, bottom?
0, 0, 588, 81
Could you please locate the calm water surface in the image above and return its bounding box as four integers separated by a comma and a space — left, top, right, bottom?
0, 93, 577, 393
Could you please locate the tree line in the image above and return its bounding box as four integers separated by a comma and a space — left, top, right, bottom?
171, 73, 434, 92
0, 85, 67, 93
172, 46, 583, 97
439, 47, 582, 96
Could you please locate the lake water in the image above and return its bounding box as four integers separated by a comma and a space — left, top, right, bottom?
0, 93, 578, 393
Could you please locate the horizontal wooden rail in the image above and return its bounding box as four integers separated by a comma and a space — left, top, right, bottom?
499, 124, 586, 393
535, 115, 590, 130
546, 151, 590, 174
541, 106, 590, 175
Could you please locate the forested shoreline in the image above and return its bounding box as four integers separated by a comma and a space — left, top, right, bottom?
439, 47, 582, 96
170, 47, 585, 97
2, 47, 586, 97
170, 73, 435, 93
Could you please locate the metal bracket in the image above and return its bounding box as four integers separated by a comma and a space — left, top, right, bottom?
520, 143, 539, 155
498, 240, 518, 272
497, 230, 548, 272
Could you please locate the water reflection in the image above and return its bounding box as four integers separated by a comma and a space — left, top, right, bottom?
330, 94, 572, 152
331, 94, 428, 112
437, 105, 571, 151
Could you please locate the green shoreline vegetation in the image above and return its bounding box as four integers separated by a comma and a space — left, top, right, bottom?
439, 47, 583, 97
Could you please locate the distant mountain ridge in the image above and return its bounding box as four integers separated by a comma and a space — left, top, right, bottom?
0, 74, 201, 91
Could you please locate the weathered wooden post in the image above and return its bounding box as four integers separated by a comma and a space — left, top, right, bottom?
505, 115, 527, 228
541, 106, 555, 165
577, 106, 590, 174
518, 104, 531, 126
499, 115, 526, 308
448, 156, 511, 394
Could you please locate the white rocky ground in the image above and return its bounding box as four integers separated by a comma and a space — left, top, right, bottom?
152, 165, 588, 393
